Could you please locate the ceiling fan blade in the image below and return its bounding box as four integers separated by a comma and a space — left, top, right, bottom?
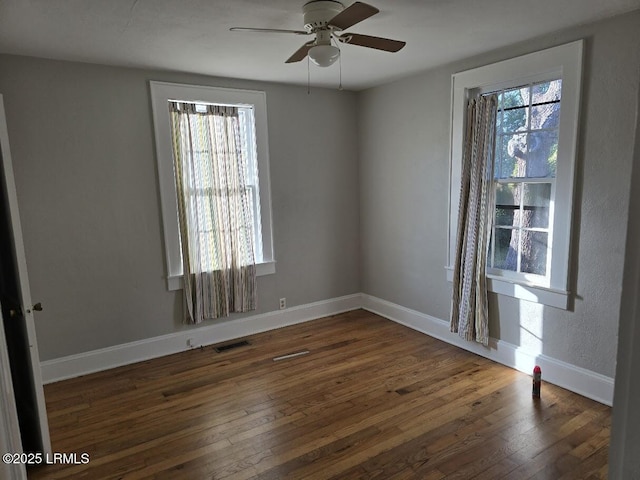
285, 42, 315, 63
328, 2, 379, 31
230, 27, 310, 35
337, 33, 406, 52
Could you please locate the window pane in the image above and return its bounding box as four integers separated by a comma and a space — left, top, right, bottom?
495, 183, 518, 226
521, 231, 548, 275
503, 132, 528, 177
527, 130, 558, 178
501, 105, 528, 133
495, 135, 517, 179
502, 87, 528, 109
532, 80, 562, 103
523, 183, 551, 228
531, 102, 560, 130
493, 228, 518, 271
238, 107, 258, 187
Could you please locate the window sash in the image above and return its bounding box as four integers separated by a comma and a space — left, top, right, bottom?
185, 184, 258, 270
489, 176, 555, 283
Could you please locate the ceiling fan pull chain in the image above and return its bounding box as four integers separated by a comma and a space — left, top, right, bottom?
339, 54, 342, 90
307, 55, 311, 95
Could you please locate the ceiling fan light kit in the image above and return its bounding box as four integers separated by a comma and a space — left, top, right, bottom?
230, 1, 405, 68
308, 45, 340, 67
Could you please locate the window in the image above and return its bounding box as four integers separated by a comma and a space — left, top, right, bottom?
150, 82, 275, 290
447, 41, 583, 309
490, 80, 561, 282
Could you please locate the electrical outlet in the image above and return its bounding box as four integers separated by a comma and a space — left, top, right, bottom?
279, 298, 286, 310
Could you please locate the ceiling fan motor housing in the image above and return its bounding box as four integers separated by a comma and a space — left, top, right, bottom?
303, 1, 344, 32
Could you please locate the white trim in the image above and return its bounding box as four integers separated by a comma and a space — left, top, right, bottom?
445, 266, 569, 309
40, 294, 362, 384
361, 294, 614, 406
40, 293, 614, 406
447, 40, 583, 307
149, 81, 275, 291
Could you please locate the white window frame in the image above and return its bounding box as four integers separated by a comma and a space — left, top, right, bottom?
446, 40, 583, 309
150, 81, 275, 291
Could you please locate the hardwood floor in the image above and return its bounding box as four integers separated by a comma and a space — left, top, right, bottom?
29, 310, 611, 479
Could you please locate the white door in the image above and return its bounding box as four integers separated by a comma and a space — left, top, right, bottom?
0, 94, 51, 456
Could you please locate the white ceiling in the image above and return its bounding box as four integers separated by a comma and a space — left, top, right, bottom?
1, 0, 639, 91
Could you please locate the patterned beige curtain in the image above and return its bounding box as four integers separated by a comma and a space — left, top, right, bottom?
451, 94, 498, 346
169, 102, 257, 324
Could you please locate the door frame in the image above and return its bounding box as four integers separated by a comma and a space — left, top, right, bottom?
0, 94, 51, 455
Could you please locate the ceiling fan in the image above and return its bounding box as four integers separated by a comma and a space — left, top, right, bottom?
230, 1, 406, 67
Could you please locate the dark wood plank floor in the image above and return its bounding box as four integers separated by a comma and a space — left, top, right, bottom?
29, 309, 611, 479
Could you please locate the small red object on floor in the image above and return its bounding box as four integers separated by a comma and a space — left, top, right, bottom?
532, 365, 541, 398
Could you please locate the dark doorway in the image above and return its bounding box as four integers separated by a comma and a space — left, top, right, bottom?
0, 147, 43, 454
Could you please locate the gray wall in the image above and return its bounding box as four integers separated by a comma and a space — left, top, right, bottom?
0, 55, 361, 360
357, 10, 640, 378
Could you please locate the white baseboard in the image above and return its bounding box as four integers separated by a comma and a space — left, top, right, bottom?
40, 292, 615, 406
361, 294, 615, 406
40, 294, 362, 384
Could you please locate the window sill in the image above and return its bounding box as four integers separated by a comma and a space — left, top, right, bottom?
167, 261, 276, 291
445, 267, 569, 310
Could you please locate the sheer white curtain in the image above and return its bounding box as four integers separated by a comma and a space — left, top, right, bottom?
451, 94, 498, 346
169, 102, 257, 324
